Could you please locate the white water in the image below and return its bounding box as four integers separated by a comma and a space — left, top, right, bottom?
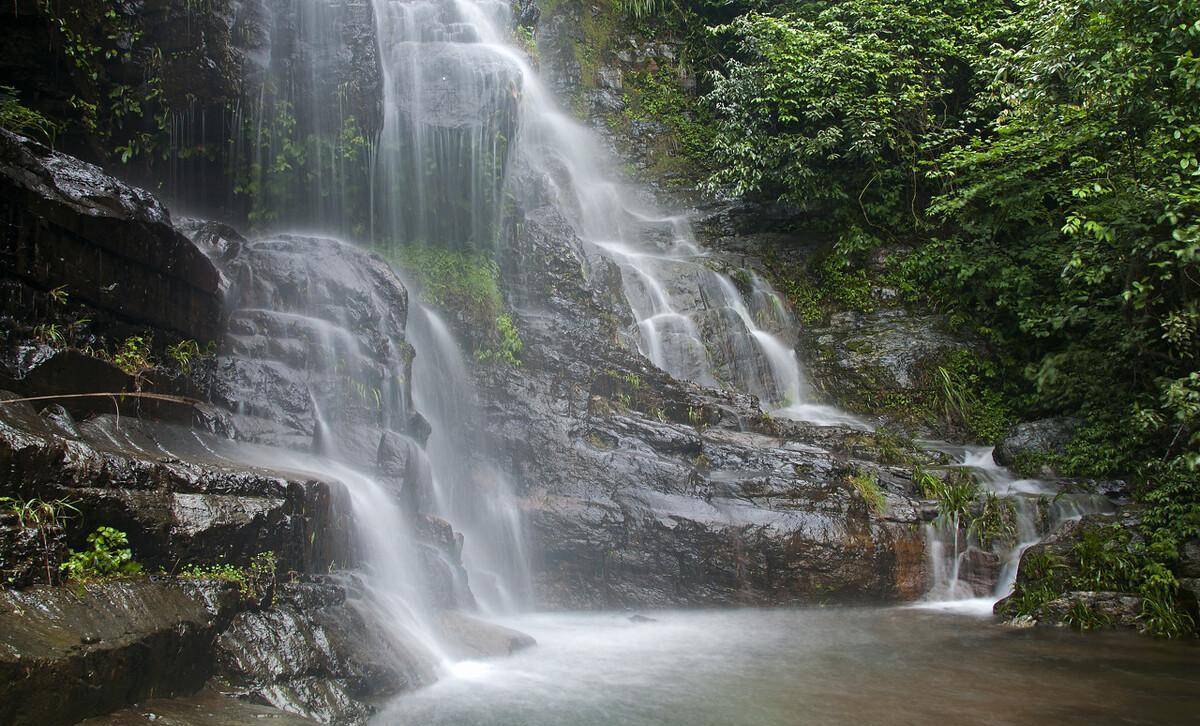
366, 0, 859, 426
372, 608, 1200, 725
914, 444, 1112, 615
409, 304, 533, 612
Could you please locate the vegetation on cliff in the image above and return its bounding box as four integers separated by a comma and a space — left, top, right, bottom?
608, 0, 1197, 633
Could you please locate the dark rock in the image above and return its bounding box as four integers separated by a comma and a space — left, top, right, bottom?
1034, 591, 1144, 630
477, 205, 930, 608
78, 687, 319, 725
628, 614, 656, 623
212, 234, 416, 459
213, 580, 432, 725
1179, 538, 1200, 579
0, 393, 344, 575
994, 417, 1081, 471
0, 130, 222, 343
958, 547, 1002, 598
0, 580, 231, 725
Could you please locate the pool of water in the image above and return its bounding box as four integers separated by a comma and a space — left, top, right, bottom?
374, 607, 1199, 725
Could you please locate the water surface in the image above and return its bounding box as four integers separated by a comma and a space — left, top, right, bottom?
375, 607, 1199, 725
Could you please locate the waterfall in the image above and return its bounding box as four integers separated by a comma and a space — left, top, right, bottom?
366, 0, 858, 426
409, 304, 533, 612
915, 444, 1112, 614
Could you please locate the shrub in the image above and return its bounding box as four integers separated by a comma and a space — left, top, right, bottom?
61, 526, 142, 580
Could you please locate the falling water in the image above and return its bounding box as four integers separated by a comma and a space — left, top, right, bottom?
916, 444, 1112, 615
408, 304, 533, 612
366, 0, 857, 426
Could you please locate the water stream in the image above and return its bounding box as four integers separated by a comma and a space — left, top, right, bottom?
915, 444, 1113, 615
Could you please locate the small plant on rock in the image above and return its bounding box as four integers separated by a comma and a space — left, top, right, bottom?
61, 526, 142, 581
112, 335, 154, 376
180, 551, 277, 603
848, 469, 887, 516
0, 496, 78, 584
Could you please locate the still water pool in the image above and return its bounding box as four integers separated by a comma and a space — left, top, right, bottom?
375, 607, 1199, 725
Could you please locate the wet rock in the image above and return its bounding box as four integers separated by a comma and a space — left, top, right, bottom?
212, 234, 417, 459
996, 512, 1138, 623
798, 308, 972, 432
958, 547, 1002, 598
478, 206, 930, 608
628, 614, 656, 623
213, 580, 431, 725
1034, 591, 1144, 630
437, 611, 536, 659
78, 687, 319, 725
994, 418, 1081, 473
0, 516, 61, 588
0, 395, 343, 575
0, 130, 222, 343
0, 580, 232, 725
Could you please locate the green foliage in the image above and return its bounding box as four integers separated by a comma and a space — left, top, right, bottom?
847, 469, 887, 515
0, 86, 58, 142
180, 551, 277, 602
166, 339, 213, 375
705, 0, 1004, 230
381, 244, 523, 366
1001, 549, 1066, 618
616, 0, 673, 19
621, 65, 716, 175
0, 496, 78, 585
112, 335, 154, 377
926, 351, 1011, 442
970, 492, 1018, 550
61, 526, 142, 581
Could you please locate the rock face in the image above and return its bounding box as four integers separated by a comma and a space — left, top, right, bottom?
996, 512, 1145, 629
0, 130, 223, 343
0, 580, 236, 725
214, 580, 432, 724
0, 394, 343, 576
994, 417, 1080, 472
475, 203, 930, 608
801, 308, 967, 412
212, 233, 421, 456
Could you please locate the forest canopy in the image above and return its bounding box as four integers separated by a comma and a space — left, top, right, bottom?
656, 0, 1200, 629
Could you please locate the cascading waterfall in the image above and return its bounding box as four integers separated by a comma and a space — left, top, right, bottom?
369, 0, 858, 426
917, 444, 1112, 614
408, 304, 533, 612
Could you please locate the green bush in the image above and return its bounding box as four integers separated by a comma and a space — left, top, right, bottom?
61, 526, 142, 581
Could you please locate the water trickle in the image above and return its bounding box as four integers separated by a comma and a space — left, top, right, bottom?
409, 304, 533, 613
915, 444, 1112, 615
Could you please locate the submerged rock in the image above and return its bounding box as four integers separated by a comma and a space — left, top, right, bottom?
438, 611, 537, 659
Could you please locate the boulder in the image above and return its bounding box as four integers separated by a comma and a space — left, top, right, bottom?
994, 417, 1081, 473
0, 580, 237, 725
0, 130, 222, 343
437, 611, 537, 659
1035, 591, 1144, 630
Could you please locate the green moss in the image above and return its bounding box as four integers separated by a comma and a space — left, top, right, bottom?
847, 469, 887, 516
379, 244, 523, 366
